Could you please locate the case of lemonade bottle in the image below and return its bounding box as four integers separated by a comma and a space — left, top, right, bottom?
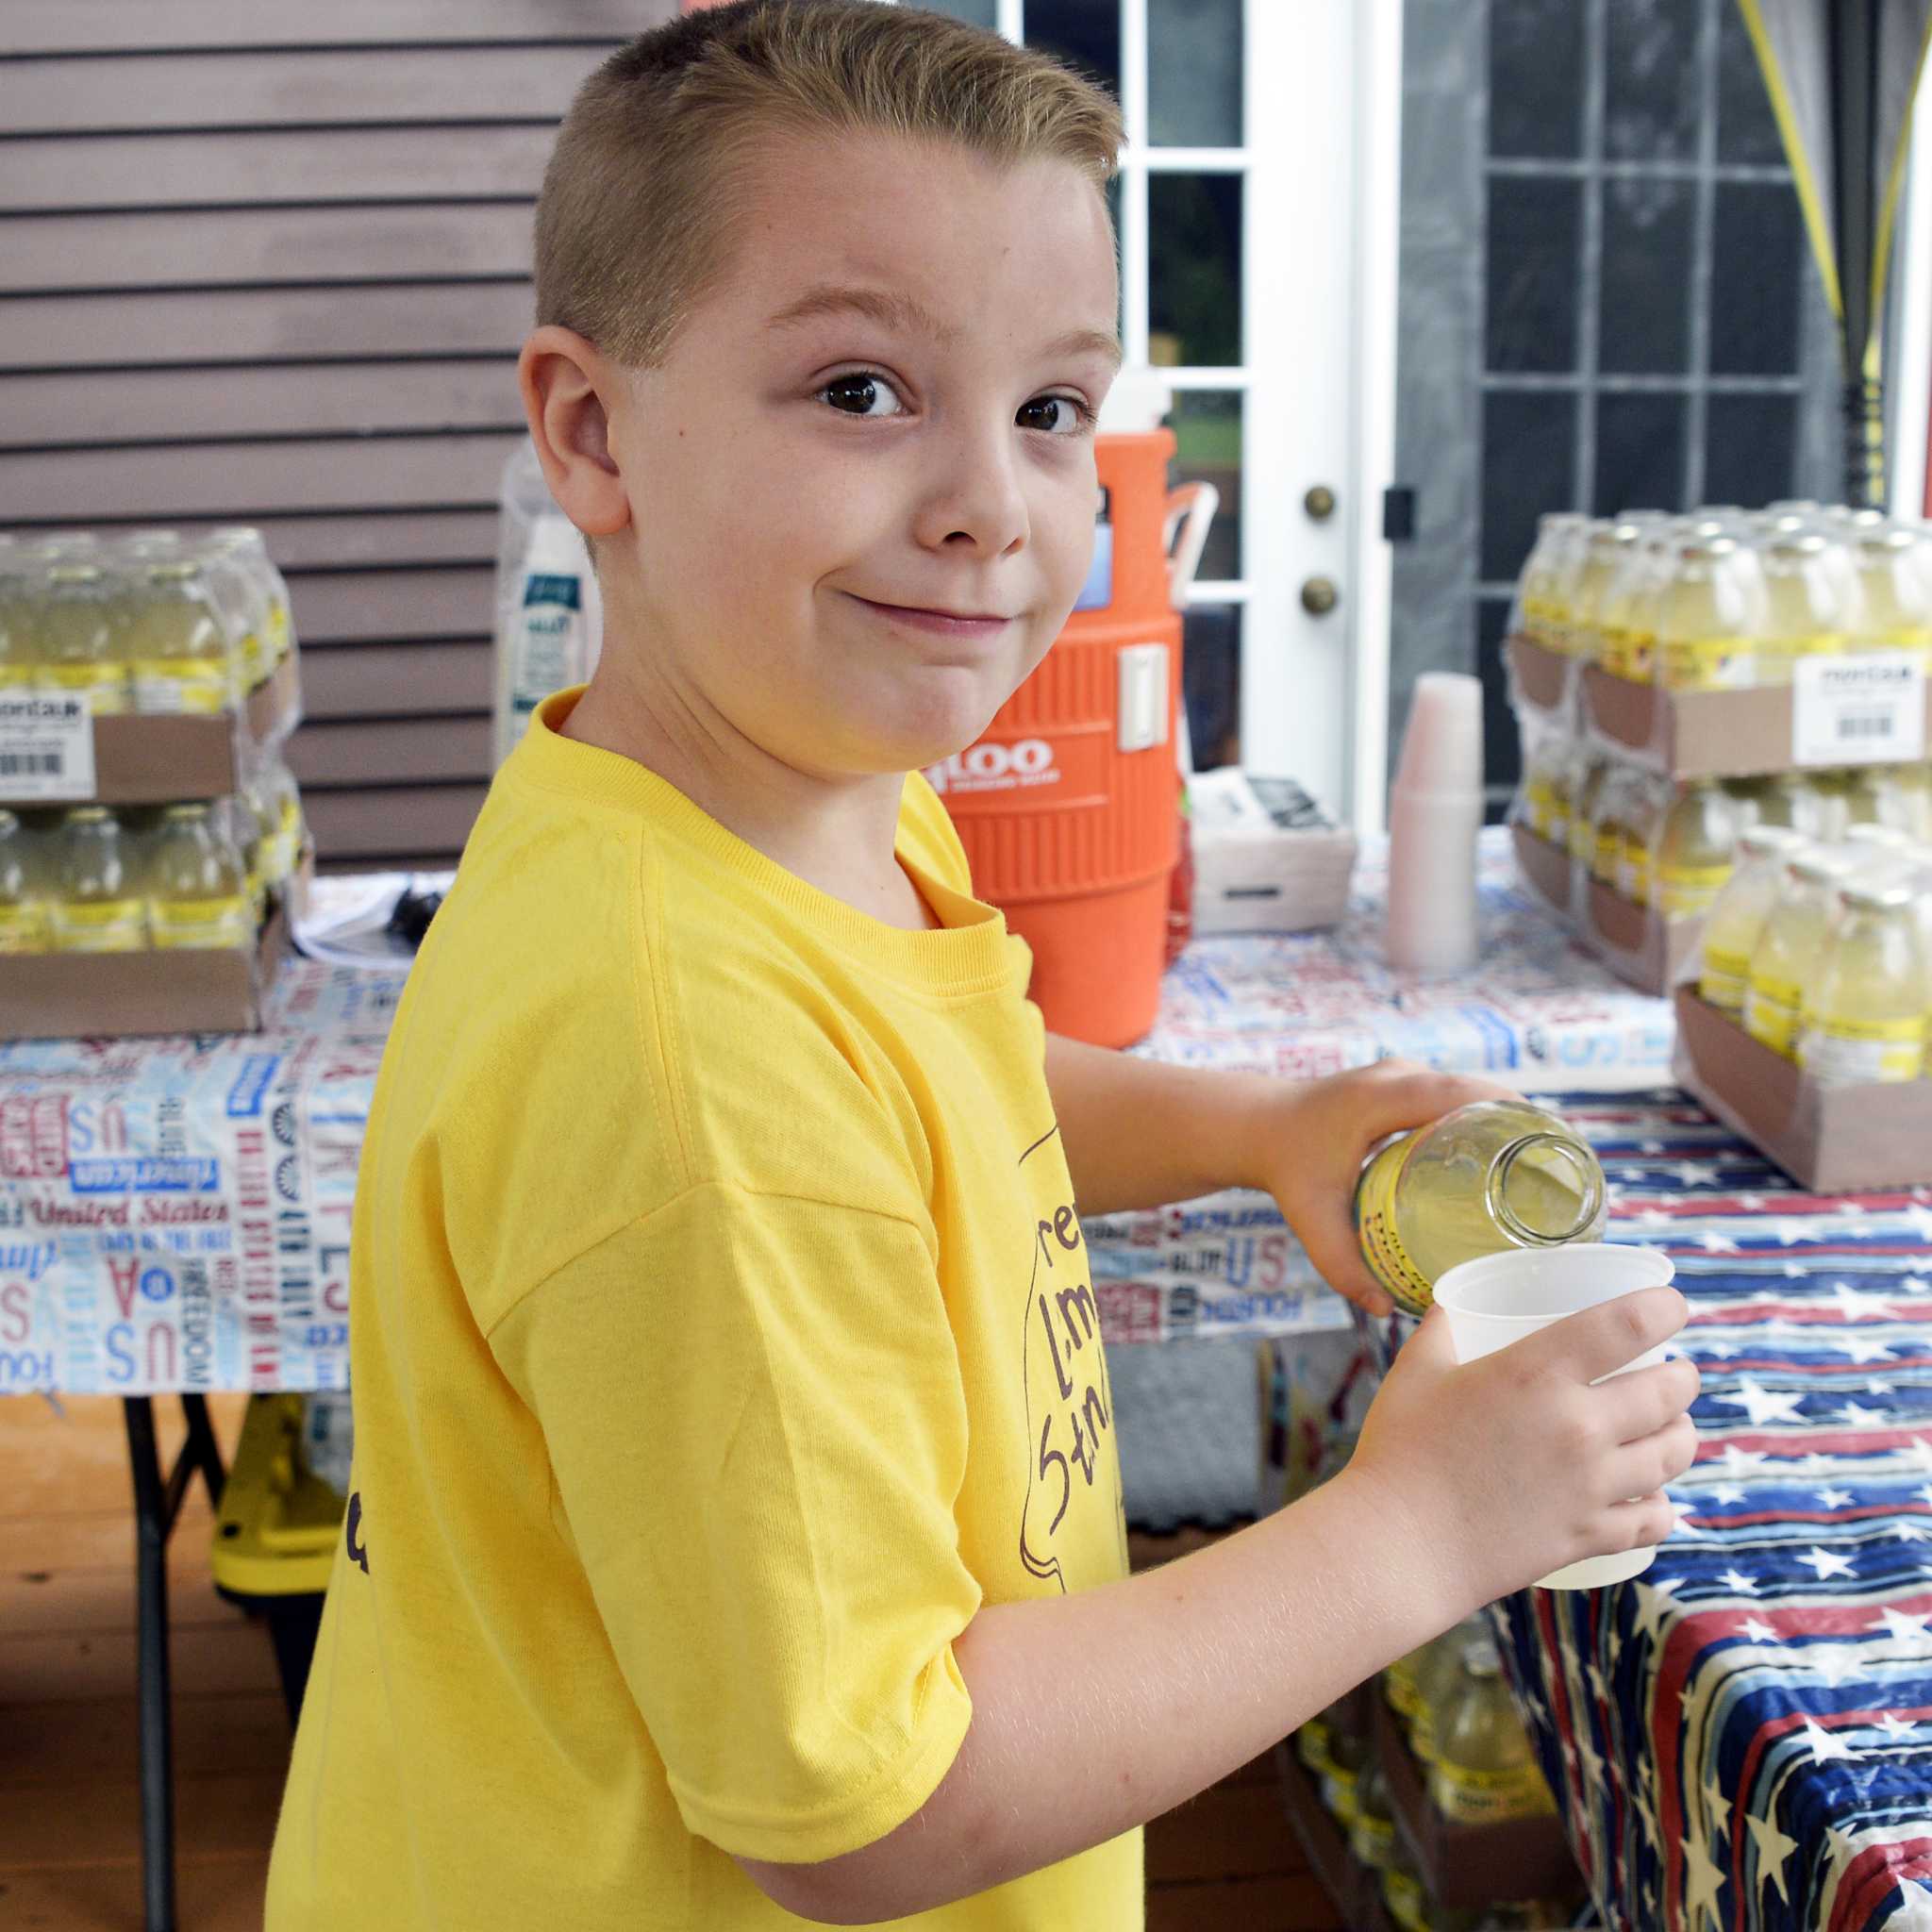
48, 806, 147, 953
1354, 1100, 1607, 1315
1798, 876, 1929, 1084
146, 801, 252, 950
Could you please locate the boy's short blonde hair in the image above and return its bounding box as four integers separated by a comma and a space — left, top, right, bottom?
532, 0, 1124, 376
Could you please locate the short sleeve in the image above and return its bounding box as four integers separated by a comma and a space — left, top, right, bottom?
487, 1182, 980, 1864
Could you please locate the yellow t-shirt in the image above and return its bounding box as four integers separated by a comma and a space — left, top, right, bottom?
266, 687, 1140, 1930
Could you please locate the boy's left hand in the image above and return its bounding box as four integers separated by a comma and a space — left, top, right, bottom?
1245, 1061, 1522, 1318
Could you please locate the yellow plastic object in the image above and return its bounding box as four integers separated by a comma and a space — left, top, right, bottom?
208, 1392, 345, 1599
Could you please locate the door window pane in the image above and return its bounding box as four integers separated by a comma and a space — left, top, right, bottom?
1486, 176, 1582, 374
919, 0, 1000, 25
1482, 391, 1575, 582
1148, 0, 1241, 148
1709, 181, 1805, 375
1478, 596, 1519, 802
1170, 390, 1242, 580
1717, 0, 1785, 164
1606, 0, 1701, 162
1705, 392, 1798, 508
1490, 0, 1586, 158
1594, 392, 1686, 515
1599, 175, 1692, 375
1024, 0, 1121, 102
1181, 604, 1241, 770
1149, 174, 1242, 365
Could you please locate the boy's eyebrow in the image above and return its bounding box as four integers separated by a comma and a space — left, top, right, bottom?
764, 282, 1124, 373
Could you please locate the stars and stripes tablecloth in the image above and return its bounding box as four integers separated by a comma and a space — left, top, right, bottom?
1363, 1091, 1932, 1932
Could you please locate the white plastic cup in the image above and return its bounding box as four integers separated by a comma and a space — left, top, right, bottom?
1433, 1243, 1682, 1591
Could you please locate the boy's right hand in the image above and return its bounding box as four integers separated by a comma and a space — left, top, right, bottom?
1342, 1288, 1701, 1613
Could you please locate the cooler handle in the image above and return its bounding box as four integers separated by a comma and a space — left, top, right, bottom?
1162, 481, 1220, 612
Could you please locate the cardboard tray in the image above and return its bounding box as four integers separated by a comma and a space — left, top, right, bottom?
0, 897, 291, 1041
1507, 634, 1574, 716
1673, 987, 1932, 1191
0, 653, 302, 808
1373, 1699, 1578, 1912
1509, 823, 1702, 996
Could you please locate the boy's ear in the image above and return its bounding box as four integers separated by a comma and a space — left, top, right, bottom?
517, 325, 633, 542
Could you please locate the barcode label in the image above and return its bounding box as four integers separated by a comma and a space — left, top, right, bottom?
0, 693, 95, 800
1793, 652, 1925, 768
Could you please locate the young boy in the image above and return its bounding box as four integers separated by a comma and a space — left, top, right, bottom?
265, 5, 1699, 1925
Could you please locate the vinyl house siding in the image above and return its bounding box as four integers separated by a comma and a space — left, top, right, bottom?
0, 1, 672, 868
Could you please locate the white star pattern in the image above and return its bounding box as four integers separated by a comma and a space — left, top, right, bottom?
1835, 1335, 1897, 1364
1713, 1377, 1806, 1426
1897, 1522, 1932, 1542
1576, 1735, 1605, 1790
1875, 1607, 1932, 1643
1816, 1488, 1855, 1508
1719, 1567, 1761, 1595
1738, 1192, 1771, 1211
1669, 1499, 1704, 1537
1796, 1546, 1857, 1580
1876, 1713, 1921, 1741
1680, 1163, 1719, 1188
1831, 1281, 1905, 1322
1699, 1229, 1740, 1256
1635, 1579, 1683, 1640
1699, 1340, 1741, 1359
1838, 1401, 1888, 1427
1710, 1483, 1746, 1506
1745, 1808, 1800, 1906
1738, 1616, 1780, 1642
1719, 1443, 1770, 1476
1812, 1647, 1861, 1690
1804, 1720, 1856, 1763
1868, 1378, 1897, 1394
1680, 1830, 1726, 1929
1585, 1663, 1609, 1704
1774, 1220, 1813, 1246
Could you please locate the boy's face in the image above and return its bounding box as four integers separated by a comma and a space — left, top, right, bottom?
596, 130, 1122, 782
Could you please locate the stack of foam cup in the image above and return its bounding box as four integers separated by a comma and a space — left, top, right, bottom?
1386, 671, 1485, 975
1433, 1243, 1683, 1590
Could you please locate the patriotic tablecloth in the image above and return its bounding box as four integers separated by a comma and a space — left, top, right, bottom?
0, 829, 1678, 1392
1359, 1091, 1932, 1932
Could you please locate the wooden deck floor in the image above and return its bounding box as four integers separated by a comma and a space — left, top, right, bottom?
1, 1392, 1340, 1931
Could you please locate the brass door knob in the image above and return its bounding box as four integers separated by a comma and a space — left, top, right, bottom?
1304, 485, 1337, 522
1300, 575, 1340, 616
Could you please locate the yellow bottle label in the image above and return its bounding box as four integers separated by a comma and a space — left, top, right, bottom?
130, 659, 230, 716
1295, 1722, 1332, 1776
1657, 862, 1732, 917
0, 900, 51, 953
1321, 1765, 1360, 1826
1384, 1662, 1422, 1722
1350, 1810, 1396, 1870
1593, 825, 1621, 882
149, 894, 252, 950
1745, 974, 1803, 1058
42, 661, 132, 715
51, 897, 146, 952
1383, 1868, 1429, 1932
1426, 1758, 1557, 1826
1660, 636, 1754, 691
1355, 1136, 1434, 1315
1763, 632, 1844, 662
1699, 943, 1750, 1014
1799, 1015, 1927, 1085
1616, 843, 1652, 907
240, 631, 266, 689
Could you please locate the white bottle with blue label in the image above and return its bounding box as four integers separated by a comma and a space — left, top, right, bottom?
493, 511, 602, 767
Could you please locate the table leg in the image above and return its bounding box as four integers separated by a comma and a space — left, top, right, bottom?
123, 1395, 229, 1932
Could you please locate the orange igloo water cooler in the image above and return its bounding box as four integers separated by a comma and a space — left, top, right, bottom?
927, 378, 1217, 1047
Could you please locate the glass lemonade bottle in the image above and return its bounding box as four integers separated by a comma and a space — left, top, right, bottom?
1699, 824, 1808, 1015
1798, 877, 1929, 1085
1745, 849, 1857, 1058
49, 806, 147, 953
146, 802, 252, 949
1355, 1101, 1608, 1315
0, 807, 50, 953
125, 558, 237, 715
1425, 1633, 1557, 1827
1655, 534, 1762, 691
1654, 778, 1739, 917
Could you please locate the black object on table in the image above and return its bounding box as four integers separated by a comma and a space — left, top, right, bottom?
122, 1395, 228, 1932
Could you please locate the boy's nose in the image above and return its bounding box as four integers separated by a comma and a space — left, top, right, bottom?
912, 437, 1030, 558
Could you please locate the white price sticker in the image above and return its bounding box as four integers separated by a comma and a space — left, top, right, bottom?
1791, 651, 1926, 768
0, 692, 97, 800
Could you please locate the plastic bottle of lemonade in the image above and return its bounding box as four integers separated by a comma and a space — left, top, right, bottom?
49, 806, 147, 953
1798, 877, 1928, 1084
1745, 850, 1857, 1058
1354, 1100, 1607, 1315
1655, 779, 1739, 917
1699, 824, 1808, 1014
146, 802, 253, 950
1425, 1633, 1557, 1827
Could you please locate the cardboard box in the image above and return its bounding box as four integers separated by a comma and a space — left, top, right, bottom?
1673, 986, 1932, 1191
1509, 823, 1702, 996
0, 877, 300, 1042
1187, 768, 1357, 935
1506, 633, 1574, 717
0, 654, 302, 809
